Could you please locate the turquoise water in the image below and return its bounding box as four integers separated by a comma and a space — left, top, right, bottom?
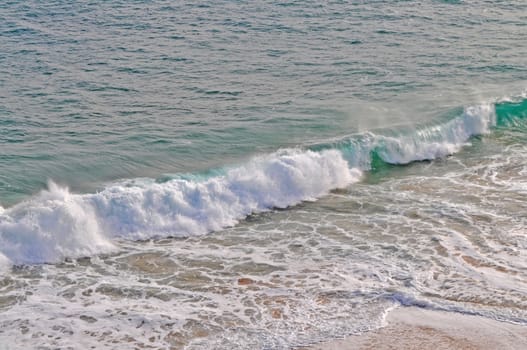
1, 0, 525, 205
0, 1, 526, 349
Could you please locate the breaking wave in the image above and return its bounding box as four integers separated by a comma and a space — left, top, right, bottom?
0, 97, 525, 267
0, 149, 359, 265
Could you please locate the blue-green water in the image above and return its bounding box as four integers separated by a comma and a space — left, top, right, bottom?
2, 0, 526, 205
0, 1, 526, 349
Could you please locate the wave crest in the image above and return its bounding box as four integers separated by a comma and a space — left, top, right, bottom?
1, 97, 526, 266
0, 149, 360, 265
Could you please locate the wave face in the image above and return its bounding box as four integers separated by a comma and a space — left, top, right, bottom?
323, 103, 497, 170
0, 98, 526, 267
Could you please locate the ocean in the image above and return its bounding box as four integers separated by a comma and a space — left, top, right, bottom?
0, 0, 526, 348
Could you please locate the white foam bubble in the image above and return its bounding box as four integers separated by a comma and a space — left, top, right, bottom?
0, 149, 361, 265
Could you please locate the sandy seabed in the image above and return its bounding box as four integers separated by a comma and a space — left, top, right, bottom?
302, 307, 527, 350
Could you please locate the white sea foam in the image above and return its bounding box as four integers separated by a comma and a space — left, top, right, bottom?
0, 252, 10, 274
0, 102, 503, 267
0, 181, 116, 265
375, 103, 496, 164
90, 148, 360, 240
0, 149, 360, 265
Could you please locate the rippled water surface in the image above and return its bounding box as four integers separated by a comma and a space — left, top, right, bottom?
0, 1, 526, 349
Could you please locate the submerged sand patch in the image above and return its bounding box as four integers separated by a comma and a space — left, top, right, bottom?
303, 307, 527, 350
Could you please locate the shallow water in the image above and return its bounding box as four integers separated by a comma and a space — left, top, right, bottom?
1, 1, 527, 349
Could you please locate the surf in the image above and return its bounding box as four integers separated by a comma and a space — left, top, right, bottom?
0, 96, 526, 268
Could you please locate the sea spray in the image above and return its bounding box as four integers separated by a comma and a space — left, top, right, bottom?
316, 102, 498, 170
0, 149, 360, 265
372, 103, 496, 164
0, 181, 116, 265
89, 148, 359, 240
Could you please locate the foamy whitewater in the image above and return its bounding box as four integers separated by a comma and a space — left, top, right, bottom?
0, 103, 496, 266
0, 149, 358, 264
1, 1, 527, 349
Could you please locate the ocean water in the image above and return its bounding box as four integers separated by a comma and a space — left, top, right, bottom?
1, 0, 526, 349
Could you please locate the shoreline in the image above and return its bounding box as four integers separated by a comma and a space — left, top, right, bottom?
301, 307, 527, 350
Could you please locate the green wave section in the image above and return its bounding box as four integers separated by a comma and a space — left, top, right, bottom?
495, 98, 527, 128
311, 97, 527, 174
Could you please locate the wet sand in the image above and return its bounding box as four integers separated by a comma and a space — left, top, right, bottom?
302, 307, 527, 350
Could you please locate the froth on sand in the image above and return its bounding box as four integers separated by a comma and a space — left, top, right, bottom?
301, 307, 527, 350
